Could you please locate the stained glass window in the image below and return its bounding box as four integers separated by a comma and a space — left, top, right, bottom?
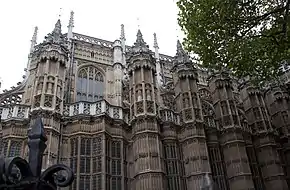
76, 66, 104, 102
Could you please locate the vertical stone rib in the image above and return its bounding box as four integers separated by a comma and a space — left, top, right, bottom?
173, 68, 211, 189
209, 71, 254, 190
127, 30, 165, 190
265, 85, 290, 186
242, 84, 288, 190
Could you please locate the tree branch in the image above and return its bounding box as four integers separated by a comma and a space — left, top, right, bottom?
282, 0, 290, 40
251, 6, 285, 22
240, 6, 286, 37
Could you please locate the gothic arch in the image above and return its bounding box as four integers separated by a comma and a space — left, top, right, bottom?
201, 100, 215, 117
77, 63, 106, 76
75, 65, 105, 102
201, 99, 217, 129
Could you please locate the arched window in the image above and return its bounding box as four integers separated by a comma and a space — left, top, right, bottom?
76, 66, 104, 102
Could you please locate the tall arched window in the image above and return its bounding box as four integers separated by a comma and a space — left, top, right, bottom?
76, 66, 104, 102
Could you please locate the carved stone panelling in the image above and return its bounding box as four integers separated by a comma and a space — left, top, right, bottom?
146, 101, 154, 113
113, 108, 120, 119
136, 101, 143, 114
96, 102, 101, 114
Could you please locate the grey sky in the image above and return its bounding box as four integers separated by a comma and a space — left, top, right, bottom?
0, 0, 184, 90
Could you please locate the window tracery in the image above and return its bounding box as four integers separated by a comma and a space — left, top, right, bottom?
70, 138, 78, 190
76, 66, 104, 102
208, 146, 228, 190
202, 100, 216, 129
0, 93, 22, 106
164, 143, 181, 190
111, 140, 122, 190
8, 140, 22, 157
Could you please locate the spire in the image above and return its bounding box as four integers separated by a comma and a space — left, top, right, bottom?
174, 40, 190, 64
131, 29, 150, 53
136, 29, 144, 44
120, 24, 125, 41
30, 26, 38, 53
153, 33, 159, 49
176, 40, 186, 55
54, 19, 62, 34
45, 19, 64, 44
67, 11, 74, 40
153, 33, 160, 60
153, 33, 162, 86
120, 24, 126, 54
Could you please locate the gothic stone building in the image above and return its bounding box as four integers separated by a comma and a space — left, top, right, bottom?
1, 12, 290, 190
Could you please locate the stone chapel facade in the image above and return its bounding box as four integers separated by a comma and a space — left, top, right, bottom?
1, 12, 290, 190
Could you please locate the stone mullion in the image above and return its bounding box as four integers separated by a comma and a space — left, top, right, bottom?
76, 136, 81, 190
102, 133, 107, 190
132, 70, 137, 117
150, 69, 157, 115
31, 76, 39, 106
52, 60, 60, 109
225, 99, 235, 125
245, 139, 265, 190
164, 142, 182, 190
89, 138, 93, 190
207, 128, 228, 190
6, 139, 11, 157
40, 75, 48, 107
40, 59, 49, 107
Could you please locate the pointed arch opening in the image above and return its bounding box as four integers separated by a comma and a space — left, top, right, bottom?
76, 66, 104, 102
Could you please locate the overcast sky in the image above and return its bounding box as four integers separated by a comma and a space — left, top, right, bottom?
0, 0, 184, 90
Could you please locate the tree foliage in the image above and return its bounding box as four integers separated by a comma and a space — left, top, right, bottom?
177, 0, 290, 84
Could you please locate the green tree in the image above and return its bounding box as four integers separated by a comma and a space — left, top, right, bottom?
177, 0, 290, 84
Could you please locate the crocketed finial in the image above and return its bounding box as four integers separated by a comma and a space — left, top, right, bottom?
68, 11, 74, 28
120, 24, 125, 41
30, 26, 38, 53
45, 19, 64, 44
174, 40, 190, 64
130, 29, 150, 53
153, 33, 159, 49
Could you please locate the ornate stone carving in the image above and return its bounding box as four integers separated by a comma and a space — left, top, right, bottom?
95, 102, 101, 114
136, 101, 143, 114
83, 103, 90, 114
63, 105, 69, 116
105, 104, 110, 115
146, 101, 154, 113
113, 108, 120, 119
184, 108, 192, 121
17, 107, 25, 118
44, 95, 53, 108
73, 104, 79, 115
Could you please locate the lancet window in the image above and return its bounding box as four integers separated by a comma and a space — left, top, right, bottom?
79, 138, 91, 190
70, 138, 78, 190
8, 141, 22, 157
111, 140, 122, 190
164, 143, 180, 190
208, 146, 228, 190
76, 66, 104, 102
